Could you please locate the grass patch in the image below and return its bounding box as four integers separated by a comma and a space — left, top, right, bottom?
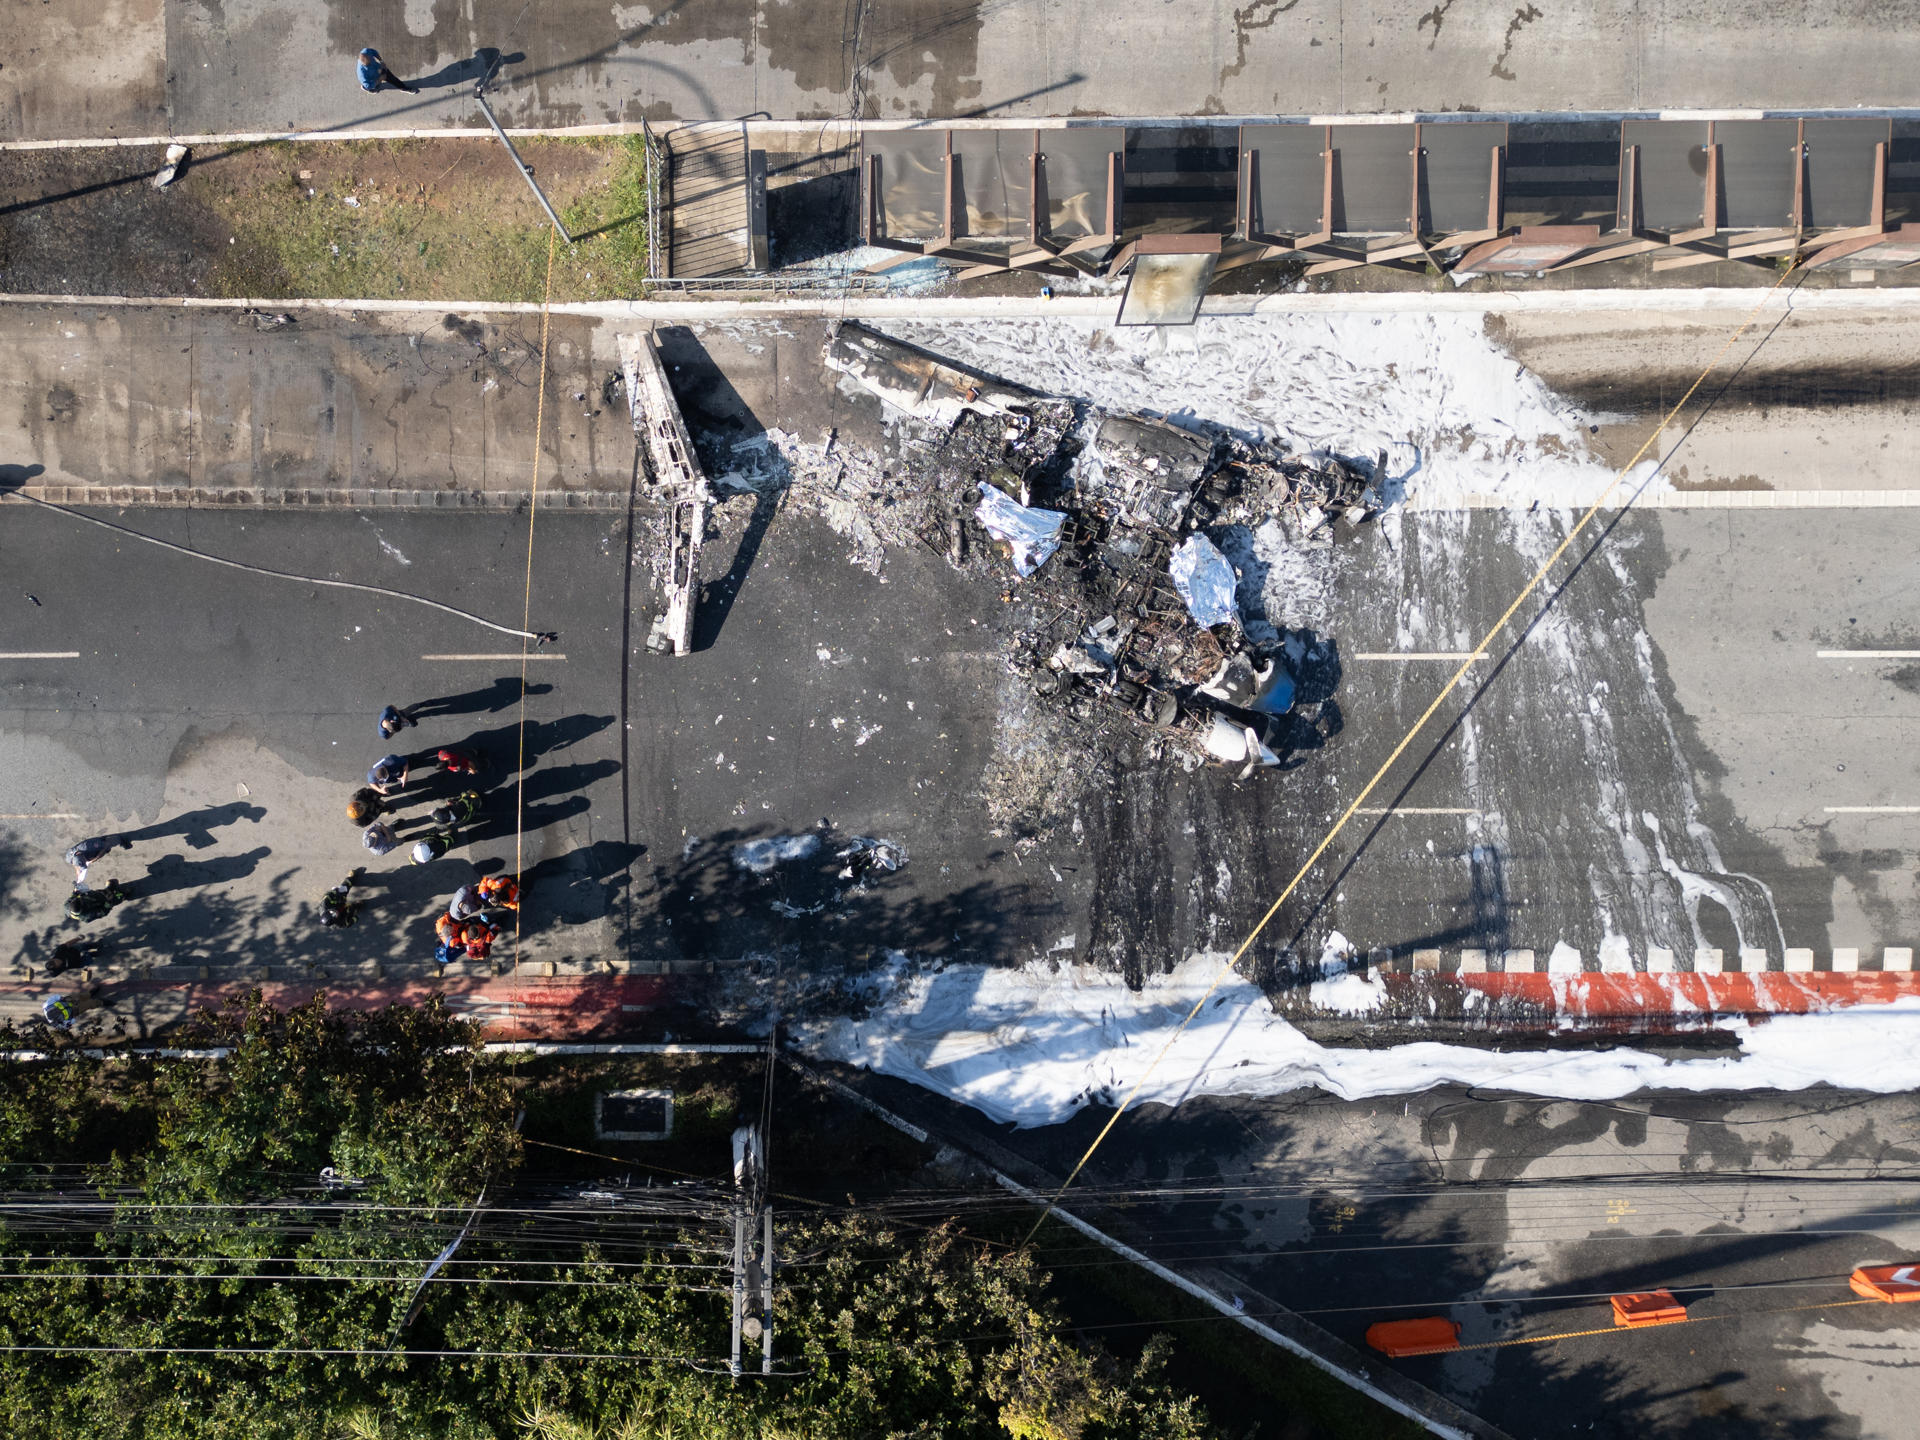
205, 136, 650, 303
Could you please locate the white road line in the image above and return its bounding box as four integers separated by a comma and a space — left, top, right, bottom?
420, 653, 566, 661
0, 813, 82, 820
1352, 651, 1486, 662
0, 652, 79, 660
1816, 650, 1920, 659
1356, 807, 1483, 816
1824, 806, 1920, 814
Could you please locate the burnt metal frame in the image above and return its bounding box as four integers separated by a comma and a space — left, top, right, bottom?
1233, 123, 1506, 276
860, 130, 1121, 279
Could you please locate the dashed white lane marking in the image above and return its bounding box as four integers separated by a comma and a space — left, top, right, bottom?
420, 653, 566, 661
0, 813, 82, 820
1817, 650, 1920, 659
1353, 651, 1486, 661
1356, 807, 1483, 816
1824, 806, 1920, 814
0, 652, 79, 659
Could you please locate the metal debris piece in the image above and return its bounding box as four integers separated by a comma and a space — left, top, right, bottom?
152, 144, 188, 189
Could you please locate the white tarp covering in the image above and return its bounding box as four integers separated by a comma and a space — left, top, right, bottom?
1168, 533, 1238, 628
974, 484, 1066, 577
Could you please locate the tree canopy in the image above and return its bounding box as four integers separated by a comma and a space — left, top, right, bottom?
0, 995, 1213, 1440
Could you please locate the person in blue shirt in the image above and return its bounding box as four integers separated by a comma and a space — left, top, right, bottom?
366, 753, 411, 795
357, 48, 419, 95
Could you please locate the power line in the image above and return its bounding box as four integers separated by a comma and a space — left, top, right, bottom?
0, 1252, 727, 1271
0, 1270, 731, 1290
0, 492, 556, 643
0, 1344, 701, 1361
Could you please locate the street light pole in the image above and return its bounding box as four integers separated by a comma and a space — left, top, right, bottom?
473, 67, 573, 246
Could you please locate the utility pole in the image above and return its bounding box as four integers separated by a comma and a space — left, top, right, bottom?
729, 1122, 774, 1377
729, 1032, 778, 1376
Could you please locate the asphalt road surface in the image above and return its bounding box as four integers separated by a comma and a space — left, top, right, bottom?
6, 456, 1919, 1031
646, 318, 1920, 995
0, 502, 637, 1031
14, 0, 1920, 142
854, 1068, 1920, 1440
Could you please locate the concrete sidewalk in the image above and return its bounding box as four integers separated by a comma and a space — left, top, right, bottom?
1, 304, 634, 507
12, 0, 1920, 144
12, 297, 1920, 509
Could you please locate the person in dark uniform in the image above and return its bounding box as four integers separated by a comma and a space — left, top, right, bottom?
64, 881, 128, 924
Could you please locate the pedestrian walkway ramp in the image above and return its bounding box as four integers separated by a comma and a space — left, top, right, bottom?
665, 123, 766, 277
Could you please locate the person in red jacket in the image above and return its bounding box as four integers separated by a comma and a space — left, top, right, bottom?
461, 918, 498, 962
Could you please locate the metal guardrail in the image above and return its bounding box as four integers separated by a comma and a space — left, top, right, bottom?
642, 120, 667, 282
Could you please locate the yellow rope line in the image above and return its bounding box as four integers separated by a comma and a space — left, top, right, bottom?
1022, 260, 1805, 1247
513, 227, 559, 1005
1455, 1296, 1880, 1352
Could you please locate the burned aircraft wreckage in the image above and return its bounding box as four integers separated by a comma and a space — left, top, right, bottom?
824, 323, 1374, 774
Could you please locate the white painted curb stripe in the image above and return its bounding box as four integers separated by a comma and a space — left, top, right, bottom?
10, 106, 1920, 150
1818, 650, 1920, 659
420, 653, 566, 661
12, 288, 1920, 321
1825, 806, 1920, 814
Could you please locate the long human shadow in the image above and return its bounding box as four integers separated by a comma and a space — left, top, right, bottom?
407, 47, 526, 92
0, 833, 32, 922
402, 678, 552, 722
1262, 279, 1813, 979
384, 713, 614, 788
116, 802, 267, 851
129, 846, 273, 900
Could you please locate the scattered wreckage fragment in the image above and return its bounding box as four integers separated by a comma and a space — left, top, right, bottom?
822, 321, 1370, 776
622, 331, 714, 656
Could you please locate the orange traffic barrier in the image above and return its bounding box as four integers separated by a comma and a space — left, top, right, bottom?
1611, 1290, 1687, 1327
1365, 1317, 1462, 1357
1851, 1264, 1920, 1302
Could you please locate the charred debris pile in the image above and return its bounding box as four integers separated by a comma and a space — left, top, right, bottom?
826, 323, 1377, 774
